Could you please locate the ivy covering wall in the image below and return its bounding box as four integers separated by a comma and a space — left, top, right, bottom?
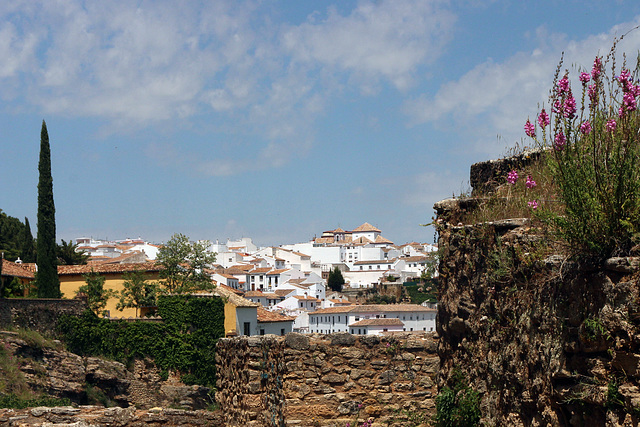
58, 295, 224, 387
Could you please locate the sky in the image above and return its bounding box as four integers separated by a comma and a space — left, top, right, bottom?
2, 0, 640, 248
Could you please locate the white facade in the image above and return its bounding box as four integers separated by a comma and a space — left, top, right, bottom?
235, 306, 259, 336
308, 304, 437, 335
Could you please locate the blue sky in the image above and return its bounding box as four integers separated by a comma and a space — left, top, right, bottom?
2, 0, 640, 247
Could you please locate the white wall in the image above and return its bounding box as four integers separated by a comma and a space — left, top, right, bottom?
236, 307, 258, 336
258, 321, 292, 336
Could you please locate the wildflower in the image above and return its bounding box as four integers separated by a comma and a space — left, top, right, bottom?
579, 72, 591, 84
507, 170, 518, 184
526, 175, 537, 189
554, 131, 566, 150
538, 109, 550, 127
552, 98, 563, 114
580, 121, 592, 135
524, 119, 535, 137
563, 91, 576, 118
618, 68, 632, 90
592, 57, 602, 79
606, 119, 617, 132
557, 75, 570, 93
587, 83, 597, 104
623, 91, 637, 112
528, 200, 539, 209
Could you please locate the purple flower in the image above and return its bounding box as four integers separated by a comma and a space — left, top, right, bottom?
554, 132, 566, 150
579, 72, 591, 84
528, 200, 539, 210
538, 109, 550, 127
592, 57, 602, 79
587, 83, 597, 104
606, 119, 617, 132
552, 98, 563, 114
507, 170, 518, 184
525, 175, 537, 189
563, 91, 576, 118
579, 121, 592, 135
623, 91, 637, 112
524, 119, 535, 137
557, 75, 570, 93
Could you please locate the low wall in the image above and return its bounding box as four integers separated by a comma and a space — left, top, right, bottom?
216, 332, 438, 426
0, 297, 87, 335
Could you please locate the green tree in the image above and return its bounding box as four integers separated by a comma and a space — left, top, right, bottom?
327, 266, 345, 292
0, 210, 26, 261
156, 233, 216, 293
36, 120, 61, 298
20, 217, 36, 263
117, 270, 158, 317
77, 270, 115, 316
57, 239, 89, 265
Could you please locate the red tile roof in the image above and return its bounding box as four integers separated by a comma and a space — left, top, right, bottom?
257, 307, 295, 323
1, 260, 35, 279
349, 318, 404, 327
58, 262, 162, 275
352, 222, 381, 233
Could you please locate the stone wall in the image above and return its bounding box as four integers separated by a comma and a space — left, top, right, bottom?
0, 297, 87, 336
435, 152, 640, 425
215, 332, 438, 426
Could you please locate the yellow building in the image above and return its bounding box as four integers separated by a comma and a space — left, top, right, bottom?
57, 262, 162, 318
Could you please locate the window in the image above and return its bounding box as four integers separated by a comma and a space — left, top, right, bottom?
260, 329, 265, 335
300, 302, 303, 308
244, 322, 251, 336
281, 329, 285, 336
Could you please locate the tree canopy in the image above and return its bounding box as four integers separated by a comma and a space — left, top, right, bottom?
156, 233, 216, 293
117, 270, 158, 317
36, 120, 61, 298
327, 266, 345, 292
57, 239, 89, 265
0, 210, 28, 261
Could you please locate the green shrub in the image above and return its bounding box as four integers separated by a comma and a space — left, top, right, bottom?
434, 369, 481, 427
58, 294, 224, 388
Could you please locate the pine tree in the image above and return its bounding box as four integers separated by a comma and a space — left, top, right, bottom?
21, 217, 36, 263
327, 266, 345, 292
36, 120, 61, 298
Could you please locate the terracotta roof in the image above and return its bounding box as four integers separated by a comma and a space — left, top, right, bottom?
245, 291, 281, 298
292, 251, 310, 258
1, 260, 35, 279
58, 262, 162, 275
403, 256, 428, 262
230, 264, 254, 272
219, 284, 243, 295
333, 227, 346, 233
293, 296, 319, 301
211, 286, 259, 308
374, 235, 393, 244
250, 267, 271, 274
267, 269, 289, 275
257, 307, 295, 323
351, 237, 372, 245
274, 289, 295, 297
349, 318, 404, 327
352, 222, 381, 233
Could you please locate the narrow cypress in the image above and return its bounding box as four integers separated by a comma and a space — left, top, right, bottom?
36, 120, 61, 298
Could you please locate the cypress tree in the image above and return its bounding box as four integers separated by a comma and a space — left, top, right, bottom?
36, 120, 61, 298
21, 217, 36, 263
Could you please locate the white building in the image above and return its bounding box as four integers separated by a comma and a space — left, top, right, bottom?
257, 307, 294, 336
308, 304, 437, 335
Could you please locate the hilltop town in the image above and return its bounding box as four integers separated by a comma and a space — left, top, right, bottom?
2, 222, 438, 338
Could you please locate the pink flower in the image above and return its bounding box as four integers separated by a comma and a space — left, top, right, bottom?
592, 57, 602, 79
623, 91, 637, 112
563, 91, 576, 118
606, 119, 617, 132
588, 83, 597, 104
507, 170, 518, 184
524, 119, 535, 137
557, 75, 570, 93
528, 200, 539, 209
580, 121, 592, 135
554, 131, 566, 150
525, 175, 537, 189
579, 72, 591, 84
538, 109, 550, 127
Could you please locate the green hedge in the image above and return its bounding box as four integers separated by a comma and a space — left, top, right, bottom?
57, 295, 224, 387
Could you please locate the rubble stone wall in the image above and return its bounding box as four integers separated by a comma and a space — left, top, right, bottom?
0, 297, 87, 335
215, 332, 438, 427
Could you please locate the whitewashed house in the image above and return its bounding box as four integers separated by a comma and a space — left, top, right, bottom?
308, 304, 437, 335
257, 307, 294, 336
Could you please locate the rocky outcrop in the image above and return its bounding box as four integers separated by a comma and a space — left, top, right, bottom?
216, 333, 438, 427
1, 332, 212, 411
435, 165, 640, 425
0, 406, 225, 426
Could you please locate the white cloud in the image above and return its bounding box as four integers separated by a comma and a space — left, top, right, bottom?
282, 0, 456, 92
405, 18, 640, 158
